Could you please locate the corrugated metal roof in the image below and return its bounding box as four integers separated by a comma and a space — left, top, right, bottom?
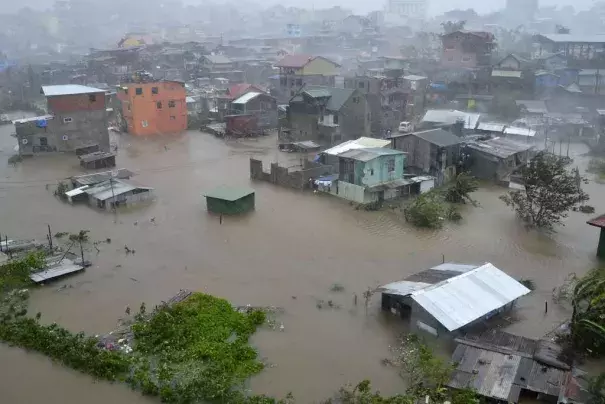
504, 127, 536, 137
516, 100, 548, 114
42, 85, 106, 96
336, 147, 404, 162
322, 137, 390, 156
232, 91, 262, 104
204, 186, 255, 201
304, 86, 355, 111
403, 74, 427, 81
422, 109, 480, 129
492, 70, 523, 78
587, 214, 605, 228
400, 129, 463, 147
467, 137, 534, 159
539, 34, 605, 43
477, 122, 506, 133
411, 263, 530, 331
84, 179, 152, 201
379, 263, 480, 296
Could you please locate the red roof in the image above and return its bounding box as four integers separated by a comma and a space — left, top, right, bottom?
587, 213, 605, 228
275, 54, 315, 68
227, 84, 265, 100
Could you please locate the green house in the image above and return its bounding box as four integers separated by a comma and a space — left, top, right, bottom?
204, 186, 255, 215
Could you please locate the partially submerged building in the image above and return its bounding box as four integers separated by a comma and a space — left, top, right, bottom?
448, 330, 589, 404
79, 151, 116, 169
465, 137, 535, 185
587, 213, 605, 258
379, 262, 530, 337
204, 186, 255, 215
15, 85, 110, 155
391, 128, 463, 186
316, 137, 434, 203
66, 179, 153, 210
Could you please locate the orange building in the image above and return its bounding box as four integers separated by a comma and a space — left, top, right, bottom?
118, 81, 187, 135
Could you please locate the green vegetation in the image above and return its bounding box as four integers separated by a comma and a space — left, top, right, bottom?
0, 252, 44, 291
501, 152, 589, 230
569, 268, 605, 357
588, 158, 605, 180
444, 172, 479, 205
55, 181, 69, 199
68, 230, 90, 265
588, 372, 605, 404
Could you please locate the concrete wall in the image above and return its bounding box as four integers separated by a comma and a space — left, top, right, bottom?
327, 180, 376, 204
302, 58, 339, 76
47, 92, 106, 114
357, 154, 406, 187
250, 158, 333, 190
340, 92, 370, 141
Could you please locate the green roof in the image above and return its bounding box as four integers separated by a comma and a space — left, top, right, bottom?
303, 86, 356, 111
204, 186, 255, 201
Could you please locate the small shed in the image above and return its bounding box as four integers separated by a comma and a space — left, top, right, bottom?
204, 186, 255, 215
79, 151, 116, 169
587, 213, 605, 258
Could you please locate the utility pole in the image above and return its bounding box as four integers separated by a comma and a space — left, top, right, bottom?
110, 176, 117, 217
47, 224, 53, 251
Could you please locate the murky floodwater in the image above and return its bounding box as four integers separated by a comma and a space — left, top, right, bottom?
0, 112, 603, 403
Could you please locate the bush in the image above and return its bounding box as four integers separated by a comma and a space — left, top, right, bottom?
404, 192, 446, 228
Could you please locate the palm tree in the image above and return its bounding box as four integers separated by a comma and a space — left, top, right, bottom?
570, 268, 605, 354
69, 230, 90, 266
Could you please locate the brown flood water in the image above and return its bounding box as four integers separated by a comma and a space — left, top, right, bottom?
0, 113, 603, 403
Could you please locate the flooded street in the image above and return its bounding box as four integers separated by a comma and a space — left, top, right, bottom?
0, 116, 603, 403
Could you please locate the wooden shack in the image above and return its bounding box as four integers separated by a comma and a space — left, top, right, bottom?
79, 151, 116, 169
204, 186, 255, 215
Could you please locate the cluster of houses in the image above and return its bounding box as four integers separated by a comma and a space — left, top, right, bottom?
379, 261, 591, 404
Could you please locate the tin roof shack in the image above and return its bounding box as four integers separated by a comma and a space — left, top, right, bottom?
465, 137, 535, 185
83, 179, 154, 210
287, 86, 370, 146
79, 151, 116, 169
391, 129, 463, 186
379, 263, 530, 338
228, 92, 278, 134
587, 213, 605, 258
448, 330, 587, 404
15, 85, 110, 156
204, 186, 255, 215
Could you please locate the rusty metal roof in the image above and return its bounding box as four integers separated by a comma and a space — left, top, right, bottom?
587, 214, 605, 228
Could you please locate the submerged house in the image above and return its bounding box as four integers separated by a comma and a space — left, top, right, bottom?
464, 137, 535, 185
391, 128, 463, 186
66, 179, 153, 210
379, 262, 530, 338
316, 137, 434, 203
448, 330, 589, 404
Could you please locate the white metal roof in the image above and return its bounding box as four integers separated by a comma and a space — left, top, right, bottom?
504, 127, 536, 137
492, 70, 522, 78
42, 85, 106, 97
232, 91, 262, 104
12, 115, 53, 124
322, 137, 391, 156
411, 263, 530, 331
421, 109, 480, 129
65, 186, 90, 197
477, 122, 506, 133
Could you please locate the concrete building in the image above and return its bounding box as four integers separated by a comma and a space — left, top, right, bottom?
15, 85, 110, 156
384, 0, 428, 25
275, 54, 340, 102
441, 31, 495, 68
286, 86, 370, 146
228, 91, 278, 133
379, 262, 531, 338
117, 80, 187, 135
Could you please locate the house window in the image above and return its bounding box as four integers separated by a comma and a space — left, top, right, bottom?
135, 87, 143, 95
370, 169, 374, 175
290, 90, 295, 96
359, 81, 365, 88
89, 94, 96, 102
170, 116, 176, 120
296, 78, 302, 86
63, 117, 72, 123
168, 100, 176, 108
280, 77, 287, 86
127, 104, 131, 111
157, 101, 162, 109
387, 158, 395, 172
124, 88, 129, 95
39, 137, 48, 146
447, 56, 454, 61
333, 114, 339, 125
141, 120, 148, 128
462, 56, 471, 62
152, 87, 159, 94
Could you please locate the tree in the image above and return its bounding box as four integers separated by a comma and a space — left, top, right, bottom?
69, 230, 90, 266
556, 25, 571, 34
569, 268, 605, 356
404, 192, 446, 229
500, 152, 589, 230
588, 372, 605, 404
441, 20, 466, 34
444, 172, 479, 204
489, 95, 521, 120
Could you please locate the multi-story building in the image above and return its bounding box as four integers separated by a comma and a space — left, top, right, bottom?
384, 0, 428, 25
275, 54, 340, 102
286, 86, 370, 146
441, 31, 495, 69
15, 85, 110, 155
117, 79, 187, 135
